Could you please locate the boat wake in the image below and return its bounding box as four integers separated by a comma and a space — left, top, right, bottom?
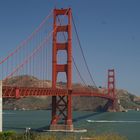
3, 112, 15, 115
87, 120, 140, 123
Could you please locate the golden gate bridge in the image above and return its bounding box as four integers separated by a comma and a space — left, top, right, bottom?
0, 8, 116, 131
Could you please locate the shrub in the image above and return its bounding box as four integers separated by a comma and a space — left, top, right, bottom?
0, 131, 16, 140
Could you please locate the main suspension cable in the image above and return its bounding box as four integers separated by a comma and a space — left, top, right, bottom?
72, 14, 97, 88
4, 9, 69, 81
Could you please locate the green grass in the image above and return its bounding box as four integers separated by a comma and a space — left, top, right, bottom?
0, 131, 127, 140
93, 133, 127, 140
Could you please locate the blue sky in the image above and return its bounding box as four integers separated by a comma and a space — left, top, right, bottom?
0, 0, 140, 95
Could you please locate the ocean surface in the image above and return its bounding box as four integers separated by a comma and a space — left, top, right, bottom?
3, 110, 140, 140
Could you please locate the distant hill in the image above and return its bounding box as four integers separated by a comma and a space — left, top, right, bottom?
117, 89, 140, 110
3, 75, 140, 111
3, 75, 52, 87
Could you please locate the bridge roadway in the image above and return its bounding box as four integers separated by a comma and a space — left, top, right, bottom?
2, 86, 114, 101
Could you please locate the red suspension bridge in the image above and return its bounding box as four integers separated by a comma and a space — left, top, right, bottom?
0, 8, 116, 131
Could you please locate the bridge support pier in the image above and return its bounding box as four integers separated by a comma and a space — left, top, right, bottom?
0, 81, 2, 132
50, 90, 73, 131
50, 94, 73, 131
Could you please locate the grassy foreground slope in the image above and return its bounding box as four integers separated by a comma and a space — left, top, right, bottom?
0, 131, 127, 140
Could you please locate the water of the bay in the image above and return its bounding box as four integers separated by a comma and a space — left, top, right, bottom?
3, 110, 140, 140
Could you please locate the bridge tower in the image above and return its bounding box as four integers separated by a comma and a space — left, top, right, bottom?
108, 69, 115, 97
108, 69, 116, 109
50, 8, 73, 130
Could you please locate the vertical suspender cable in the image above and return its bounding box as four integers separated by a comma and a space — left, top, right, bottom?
0, 10, 53, 65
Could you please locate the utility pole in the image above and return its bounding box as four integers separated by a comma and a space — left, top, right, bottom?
0, 81, 2, 132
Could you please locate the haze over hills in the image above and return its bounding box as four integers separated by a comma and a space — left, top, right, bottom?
3, 75, 140, 111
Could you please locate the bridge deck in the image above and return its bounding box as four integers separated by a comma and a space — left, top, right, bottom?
2, 86, 114, 101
